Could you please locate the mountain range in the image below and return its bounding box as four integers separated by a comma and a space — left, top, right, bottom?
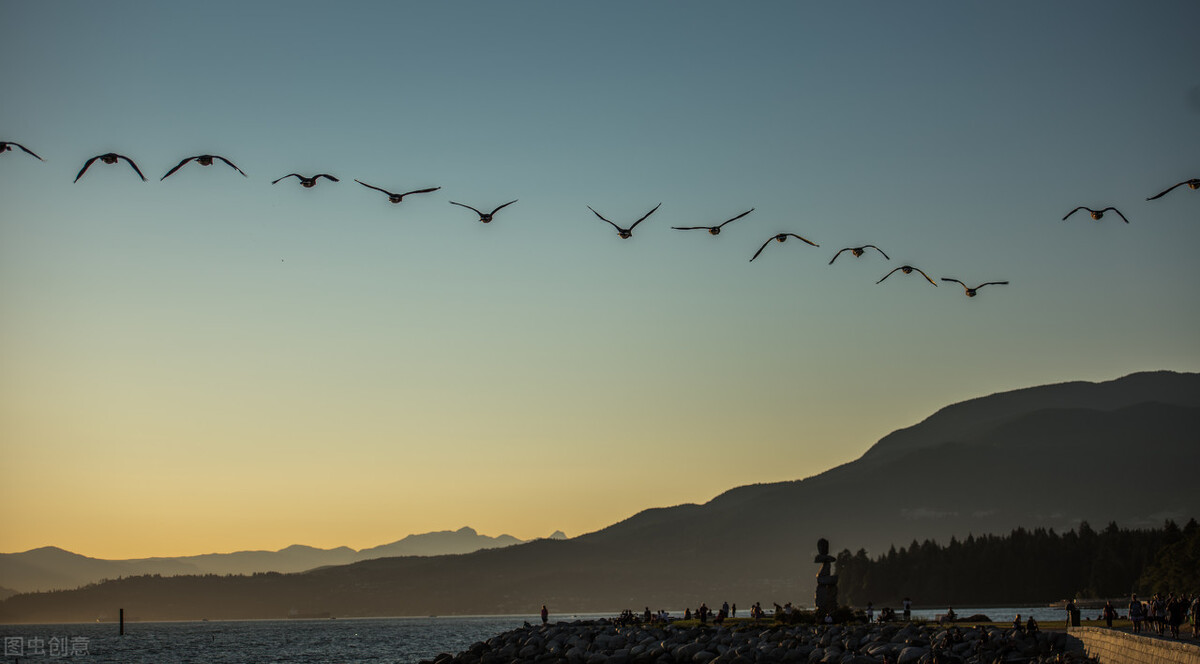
2, 370, 1196, 622
0, 527, 565, 594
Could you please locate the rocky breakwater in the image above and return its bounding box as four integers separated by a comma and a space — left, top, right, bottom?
421, 620, 1096, 664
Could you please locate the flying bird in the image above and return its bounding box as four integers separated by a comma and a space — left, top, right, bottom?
160, 154, 247, 180
74, 153, 146, 182
587, 203, 661, 239
449, 199, 518, 223
273, 173, 339, 188
671, 208, 754, 235
0, 141, 44, 161
941, 278, 1008, 297
354, 180, 440, 202
1062, 206, 1128, 223
829, 245, 890, 265
877, 265, 937, 286
749, 233, 819, 262
1146, 179, 1200, 201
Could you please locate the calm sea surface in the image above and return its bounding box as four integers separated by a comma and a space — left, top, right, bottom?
0, 608, 1070, 663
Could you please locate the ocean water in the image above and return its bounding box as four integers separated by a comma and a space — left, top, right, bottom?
0, 615, 543, 664
0, 607, 1073, 663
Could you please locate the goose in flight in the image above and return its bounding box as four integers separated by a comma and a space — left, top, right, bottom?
1146, 179, 1200, 201
355, 180, 440, 203
671, 208, 754, 235
588, 203, 661, 239
877, 265, 937, 286
1062, 206, 1128, 223
0, 141, 44, 161
161, 154, 247, 180
74, 153, 146, 182
829, 245, 890, 265
942, 278, 1008, 297
749, 233, 819, 262
449, 199, 518, 223
273, 173, 339, 188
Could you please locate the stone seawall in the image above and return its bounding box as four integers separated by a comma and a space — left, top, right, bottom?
1068, 626, 1200, 664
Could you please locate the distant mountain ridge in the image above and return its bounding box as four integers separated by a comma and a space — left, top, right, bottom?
0, 526, 564, 593
2, 370, 1196, 621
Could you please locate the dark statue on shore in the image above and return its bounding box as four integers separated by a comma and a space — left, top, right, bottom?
814, 538, 838, 617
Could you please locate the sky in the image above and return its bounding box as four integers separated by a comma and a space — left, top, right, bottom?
1, 1, 1198, 560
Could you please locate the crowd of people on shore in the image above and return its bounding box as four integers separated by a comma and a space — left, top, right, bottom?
1125, 592, 1200, 639
569, 589, 1200, 640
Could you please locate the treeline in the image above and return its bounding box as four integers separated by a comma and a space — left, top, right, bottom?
836, 519, 1198, 607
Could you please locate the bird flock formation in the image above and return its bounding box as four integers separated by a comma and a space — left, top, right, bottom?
2, 141, 1196, 298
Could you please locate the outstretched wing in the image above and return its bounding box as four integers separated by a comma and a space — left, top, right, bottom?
316, 174, 339, 182
828, 247, 850, 264
671, 226, 713, 231
716, 208, 755, 228
73, 155, 101, 182
865, 244, 890, 260
160, 156, 194, 180
1147, 182, 1186, 200
400, 186, 439, 197
912, 267, 937, 286
13, 142, 45, 160
117, 154, 147, 181
1062, 207, 1086, 221
489, 199, 518, 215
941, 277, 968, 292
749, 237, 775, 262
587, 206, 622, 231
786, 233, 818, 247
215, 155, 247, 176
628, 202, 662, 230
273, 173, 303, 185
876, 267, 903, 284
449, 201, 484, 215
1102, 207, 1129, 223
977, 281, 1009, 289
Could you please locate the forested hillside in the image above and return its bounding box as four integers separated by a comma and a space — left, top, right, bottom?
836, 519, 1197, 606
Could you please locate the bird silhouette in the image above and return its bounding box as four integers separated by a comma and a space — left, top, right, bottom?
273, 173, 339, 188
829, 245, 890, 265
877, 265, 937, 286
942, 278, 1008, 297
161, 154, 247, 180
749, 233, 819, 262
449, 199, 518, 223
1062, 206, 1128, 223
671, 208, 754, 235
74, 153, 146, 182
588, 203, 661, 239
354, 180, 440, 202
1146, 179, 1200, 201
0, 141, 44, 161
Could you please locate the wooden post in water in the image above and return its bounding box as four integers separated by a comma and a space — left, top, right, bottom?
119, 608, 124, 635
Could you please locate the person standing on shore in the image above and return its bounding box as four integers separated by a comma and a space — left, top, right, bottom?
541, 605, 549, 625
903, 597, 912, 621
1129, 594, 1143, 634
1102, 601, 1116, 628
1190, 594, 1199, 638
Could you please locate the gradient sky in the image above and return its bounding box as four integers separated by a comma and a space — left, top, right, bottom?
1, 1, 1198, 560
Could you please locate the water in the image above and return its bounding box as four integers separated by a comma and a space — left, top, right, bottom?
0, 608, 1072, 663
0, 615, 547, 664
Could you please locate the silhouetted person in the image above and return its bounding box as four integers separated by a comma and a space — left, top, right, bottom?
541, 605, 548, 624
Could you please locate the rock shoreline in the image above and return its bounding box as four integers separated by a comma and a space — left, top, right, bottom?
422, 619, 1095, 664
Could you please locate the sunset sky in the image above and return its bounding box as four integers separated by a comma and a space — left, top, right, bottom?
2, 1, 1198, 560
